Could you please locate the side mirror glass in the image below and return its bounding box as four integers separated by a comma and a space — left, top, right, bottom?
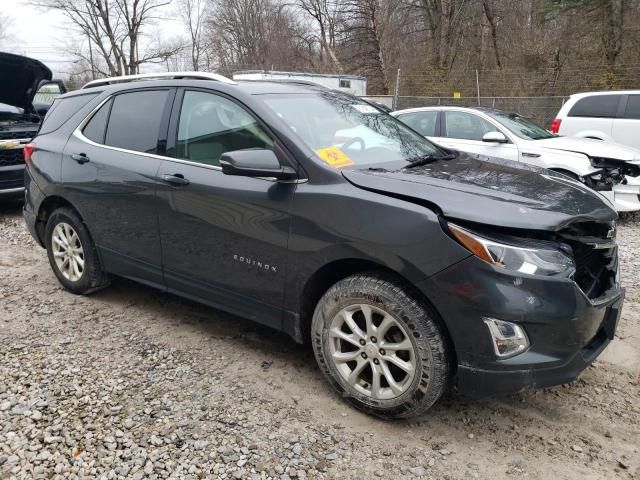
482, 131, 508, 143
220, 149, 297, 180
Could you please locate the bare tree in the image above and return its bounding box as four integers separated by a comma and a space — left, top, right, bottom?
0, 12, 13, 48
32, 0, 175, 76
481, 0, 501, 69
208, 0, 310, 72
339, 0, 402, 94
411, 0, 471, 72
178, 0, 206, 70
293, 0, 343, 70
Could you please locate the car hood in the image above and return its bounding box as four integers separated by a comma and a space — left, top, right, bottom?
342, 152, 616, 231
535, 136, 640, 161
0, 52, 52, 112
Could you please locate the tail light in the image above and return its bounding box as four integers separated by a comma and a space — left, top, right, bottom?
549, 118, 562, 134
23, 143, 36, 163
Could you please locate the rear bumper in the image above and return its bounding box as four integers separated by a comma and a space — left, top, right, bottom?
417, 255, 624, 397
23, 167, 46, 247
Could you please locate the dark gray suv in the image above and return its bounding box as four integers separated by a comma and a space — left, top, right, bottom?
23, 73, 624, 419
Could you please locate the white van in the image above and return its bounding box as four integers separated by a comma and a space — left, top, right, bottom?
552, 91, 640, 149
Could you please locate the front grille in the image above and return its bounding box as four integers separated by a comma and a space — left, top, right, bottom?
0, 130, 34, 140
571, 243, 617, 299
0, 166, 24, 189
559, 220, 618, 300
0, 149, 24, 167
561, 220, 615, 241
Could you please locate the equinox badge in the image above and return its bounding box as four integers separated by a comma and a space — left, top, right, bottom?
233, 254, 278, 273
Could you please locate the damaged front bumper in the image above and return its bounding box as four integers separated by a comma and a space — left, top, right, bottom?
456, 293, 623, 397
416, 250, 624, 398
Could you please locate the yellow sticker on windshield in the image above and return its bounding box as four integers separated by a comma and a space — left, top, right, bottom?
316, 147, 354, 169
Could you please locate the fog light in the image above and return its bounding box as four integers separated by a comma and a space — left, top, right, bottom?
483, 318, 529, 358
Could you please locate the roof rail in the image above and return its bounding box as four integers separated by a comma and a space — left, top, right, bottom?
81, 71, 237, 89
236, 78, 328, 89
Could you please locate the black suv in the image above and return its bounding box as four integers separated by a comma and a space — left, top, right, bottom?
1, 52, 65, 197
23, 73, 623, 418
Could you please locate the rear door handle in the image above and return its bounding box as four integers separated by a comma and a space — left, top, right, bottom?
71, 153, 90, 164
161, 173, 190, 186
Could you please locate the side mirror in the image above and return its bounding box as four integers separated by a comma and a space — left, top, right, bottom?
220, 149, 297, 180
482, 131, 508, 143
34, 80, 67, 107
36, 79, 67, 94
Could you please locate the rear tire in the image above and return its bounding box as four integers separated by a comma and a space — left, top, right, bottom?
311, 274, 451, 419
45, 207, 109, 294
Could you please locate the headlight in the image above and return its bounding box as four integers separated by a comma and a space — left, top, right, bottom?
448, 223, 575, 277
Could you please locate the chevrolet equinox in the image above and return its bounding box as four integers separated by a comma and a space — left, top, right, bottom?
23, 72, 624, 419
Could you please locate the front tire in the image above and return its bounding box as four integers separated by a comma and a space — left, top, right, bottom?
45, 207, 109, 294
311, 274, 451, 419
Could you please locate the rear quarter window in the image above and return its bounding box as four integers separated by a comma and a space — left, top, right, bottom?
82, 99, 112, 144
623, 95, 640, 120
39, 93, 99, 135
568, 95, 621, 118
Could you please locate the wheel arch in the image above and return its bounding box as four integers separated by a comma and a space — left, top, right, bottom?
294, 258, 457, 370
548, 168, 580, 180
35, 196, 84, 246
574, 130, 613, 142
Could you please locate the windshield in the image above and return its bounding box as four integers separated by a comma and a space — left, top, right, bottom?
261, 92, 442, 168
486, 111, 555, 140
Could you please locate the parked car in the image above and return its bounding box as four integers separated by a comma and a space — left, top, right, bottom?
0, 52, 65, 198
551, 91, 640, 150
24, 72, 623, 419
391, 106, 640, 212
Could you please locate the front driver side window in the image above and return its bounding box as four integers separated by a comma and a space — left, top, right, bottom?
177, 91, 273, 167
445, 111, 496, 141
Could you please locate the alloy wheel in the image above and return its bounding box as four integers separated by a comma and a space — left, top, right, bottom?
51, 222, 85, 282
328, 303, 417, 400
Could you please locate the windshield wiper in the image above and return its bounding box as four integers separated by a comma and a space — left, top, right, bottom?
404, 152, 458, 169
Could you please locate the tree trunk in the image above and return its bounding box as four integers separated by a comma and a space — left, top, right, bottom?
482, 0, 502, 69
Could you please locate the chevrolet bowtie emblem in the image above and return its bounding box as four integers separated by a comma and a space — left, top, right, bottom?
0, 140, 21, 149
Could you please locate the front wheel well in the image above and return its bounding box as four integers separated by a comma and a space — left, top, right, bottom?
297, 259, 457, 369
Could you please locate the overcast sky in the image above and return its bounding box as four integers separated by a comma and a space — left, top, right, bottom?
2, 0, 183, 78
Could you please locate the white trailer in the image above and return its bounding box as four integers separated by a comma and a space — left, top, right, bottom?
232, 70, 367, 96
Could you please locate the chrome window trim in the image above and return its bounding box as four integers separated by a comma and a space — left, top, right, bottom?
73, 93, 307, 182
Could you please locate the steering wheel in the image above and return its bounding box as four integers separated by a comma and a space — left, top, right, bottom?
341, 137, 366, 151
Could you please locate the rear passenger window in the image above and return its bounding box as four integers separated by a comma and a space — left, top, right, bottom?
176, 91, 273, 167
39, 93, 98, 135
444, 111, 496, 141
82, 99, 111, 144
105, 90, 169, 154
623, 95, 640, 119
568, 95, 620, 118
397, 111, 438, 136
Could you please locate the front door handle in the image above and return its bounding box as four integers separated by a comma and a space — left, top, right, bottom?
161, 173, 190, 186
71, 153, 90, 164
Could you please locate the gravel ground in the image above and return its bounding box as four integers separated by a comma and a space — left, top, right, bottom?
1, 201, 639, 480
